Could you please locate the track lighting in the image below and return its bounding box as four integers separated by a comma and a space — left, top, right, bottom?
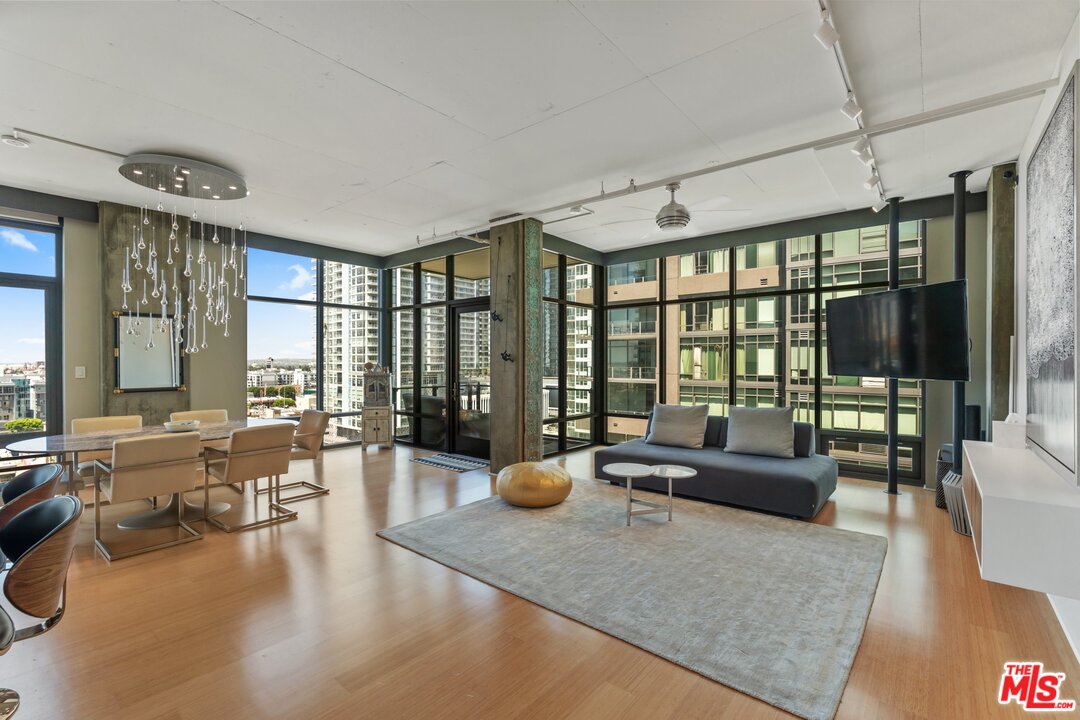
864, 169, 880, 190
856, 148, 874, 166
841, 93, 863, 120
872, 197, 888, 213
813, 10, 839, 49
851, 136, 869, 155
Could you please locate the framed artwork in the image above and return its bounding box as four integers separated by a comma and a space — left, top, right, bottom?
113, 311, 185, 393
1026, 61, 1079, 483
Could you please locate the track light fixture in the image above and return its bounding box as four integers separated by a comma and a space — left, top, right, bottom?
841, 92, 863, 120
851, 136, 869, 155
864, 169, 880, 190
813, 9, 840, 49
872, 197, 888, 213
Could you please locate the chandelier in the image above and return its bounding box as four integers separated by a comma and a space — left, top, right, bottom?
117, 154, 249, 355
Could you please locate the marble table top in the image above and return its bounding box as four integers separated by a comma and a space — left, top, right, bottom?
5, 418, 295, 455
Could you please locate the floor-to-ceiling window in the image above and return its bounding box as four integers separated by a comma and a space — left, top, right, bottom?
245, 247, 379, 445
606, 220, 927, 483
0, 218, 61, 458
393, 248, 597, 456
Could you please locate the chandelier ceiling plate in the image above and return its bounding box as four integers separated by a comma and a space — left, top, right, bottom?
119, 154, 247, 200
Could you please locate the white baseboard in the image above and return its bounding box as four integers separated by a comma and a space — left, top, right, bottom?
1048, 594, 1080, 663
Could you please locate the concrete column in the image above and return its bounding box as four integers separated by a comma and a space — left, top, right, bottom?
99, 201, 191, 424
986, 163, 1017, 428
489, 218, 543, 473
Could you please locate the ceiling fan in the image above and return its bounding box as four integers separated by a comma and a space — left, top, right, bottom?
599, 182, 752, 241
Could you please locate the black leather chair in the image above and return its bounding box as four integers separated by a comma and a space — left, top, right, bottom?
0, 465, 63, 533
0, 495, 82, 719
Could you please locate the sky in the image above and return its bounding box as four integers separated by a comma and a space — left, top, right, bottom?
0, 226, 54, 364
246, 248, 317, 361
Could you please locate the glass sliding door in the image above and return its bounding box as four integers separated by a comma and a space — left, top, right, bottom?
451, 303, 490, 458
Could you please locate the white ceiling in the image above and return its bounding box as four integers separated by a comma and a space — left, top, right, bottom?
0, 1, 1076, 257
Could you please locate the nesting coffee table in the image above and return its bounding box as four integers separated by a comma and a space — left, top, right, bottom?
602, 463, 698, 526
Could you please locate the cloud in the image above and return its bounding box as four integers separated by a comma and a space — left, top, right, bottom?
279, 263, 313, 292
16, 338, 45, 345
1, 229, 37, 252
296, 290, 316, 302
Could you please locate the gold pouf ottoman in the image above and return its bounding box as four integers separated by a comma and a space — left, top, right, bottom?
496, 462, 572, 508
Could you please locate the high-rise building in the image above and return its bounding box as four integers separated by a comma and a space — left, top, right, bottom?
322, 261, 381, 434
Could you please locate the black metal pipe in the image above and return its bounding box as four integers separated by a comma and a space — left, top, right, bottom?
886, 196, 902, 494
949, 171, 972, 473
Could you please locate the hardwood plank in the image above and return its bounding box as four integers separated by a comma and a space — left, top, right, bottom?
0, 445, 1073, 719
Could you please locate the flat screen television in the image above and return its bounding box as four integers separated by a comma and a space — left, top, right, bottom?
825, 279, 970, 381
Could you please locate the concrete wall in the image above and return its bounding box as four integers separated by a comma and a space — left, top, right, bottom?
923, 211, 988, 486
61, 218, 103, 429
54, 202, 248, 426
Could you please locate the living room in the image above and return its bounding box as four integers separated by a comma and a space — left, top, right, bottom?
0, 1, 1077, 718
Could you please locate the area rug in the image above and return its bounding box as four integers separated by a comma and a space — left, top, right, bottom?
378, 478, 886, 720
411, 453, 488, 472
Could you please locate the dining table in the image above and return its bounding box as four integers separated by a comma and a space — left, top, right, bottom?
5, 418, 296, 529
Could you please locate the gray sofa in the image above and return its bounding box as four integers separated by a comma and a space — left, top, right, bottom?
594, 415, 837, 519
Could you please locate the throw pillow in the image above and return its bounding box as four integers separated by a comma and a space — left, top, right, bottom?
724, 406, 795, 459
645, 404, 709, 449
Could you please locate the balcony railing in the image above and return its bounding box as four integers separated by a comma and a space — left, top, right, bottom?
608, 366, 657, 380
608, 321, 657, 335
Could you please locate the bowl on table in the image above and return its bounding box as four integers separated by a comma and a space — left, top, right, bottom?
163, 420, 200, 433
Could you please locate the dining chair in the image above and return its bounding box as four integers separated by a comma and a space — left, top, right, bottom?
169, 409, 228, 424
204, 424, 297, 533
263, 410, 330, 502
93, 433, 203, 561
68, 415, 143, 495
0, 495, 82, 720
0, 465, 62, 533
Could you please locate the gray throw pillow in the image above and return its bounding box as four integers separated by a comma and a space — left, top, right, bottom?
724, 406, 795, 459
645, 404, 709, 449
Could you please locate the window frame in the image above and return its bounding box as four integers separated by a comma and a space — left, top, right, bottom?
0, 217, 63, 446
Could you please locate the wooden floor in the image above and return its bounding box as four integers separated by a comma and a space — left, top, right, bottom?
6, 444, 1077, 719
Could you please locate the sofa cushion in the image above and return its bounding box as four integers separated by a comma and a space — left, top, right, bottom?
645, 404, 708, 449
724, 406, 795, 459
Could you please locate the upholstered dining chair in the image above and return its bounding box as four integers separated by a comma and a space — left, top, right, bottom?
0, 495, 82, 720
269, 410, 331, 502
204, 423, 296, 533
0, 465, 62, 533
170, 408, 229, 449
93, 433, 203, 561
68, 415, 143, 495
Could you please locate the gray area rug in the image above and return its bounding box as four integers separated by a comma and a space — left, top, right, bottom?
379, 478, 886, 720
411, 453, 488, 472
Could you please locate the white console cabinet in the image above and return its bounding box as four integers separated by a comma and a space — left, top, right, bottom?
962, 441, 1080, 599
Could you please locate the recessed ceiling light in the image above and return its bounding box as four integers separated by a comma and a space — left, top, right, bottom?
202, 185, 211, 190
158, 186, 166, 191
212, 195, 220, 199
228, 185, 237, 190
181, 168, 190, 175
132, 169, 143, 175
174, 183, 184, 189
176, 176, 184, 182
0, 133, 30, 149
